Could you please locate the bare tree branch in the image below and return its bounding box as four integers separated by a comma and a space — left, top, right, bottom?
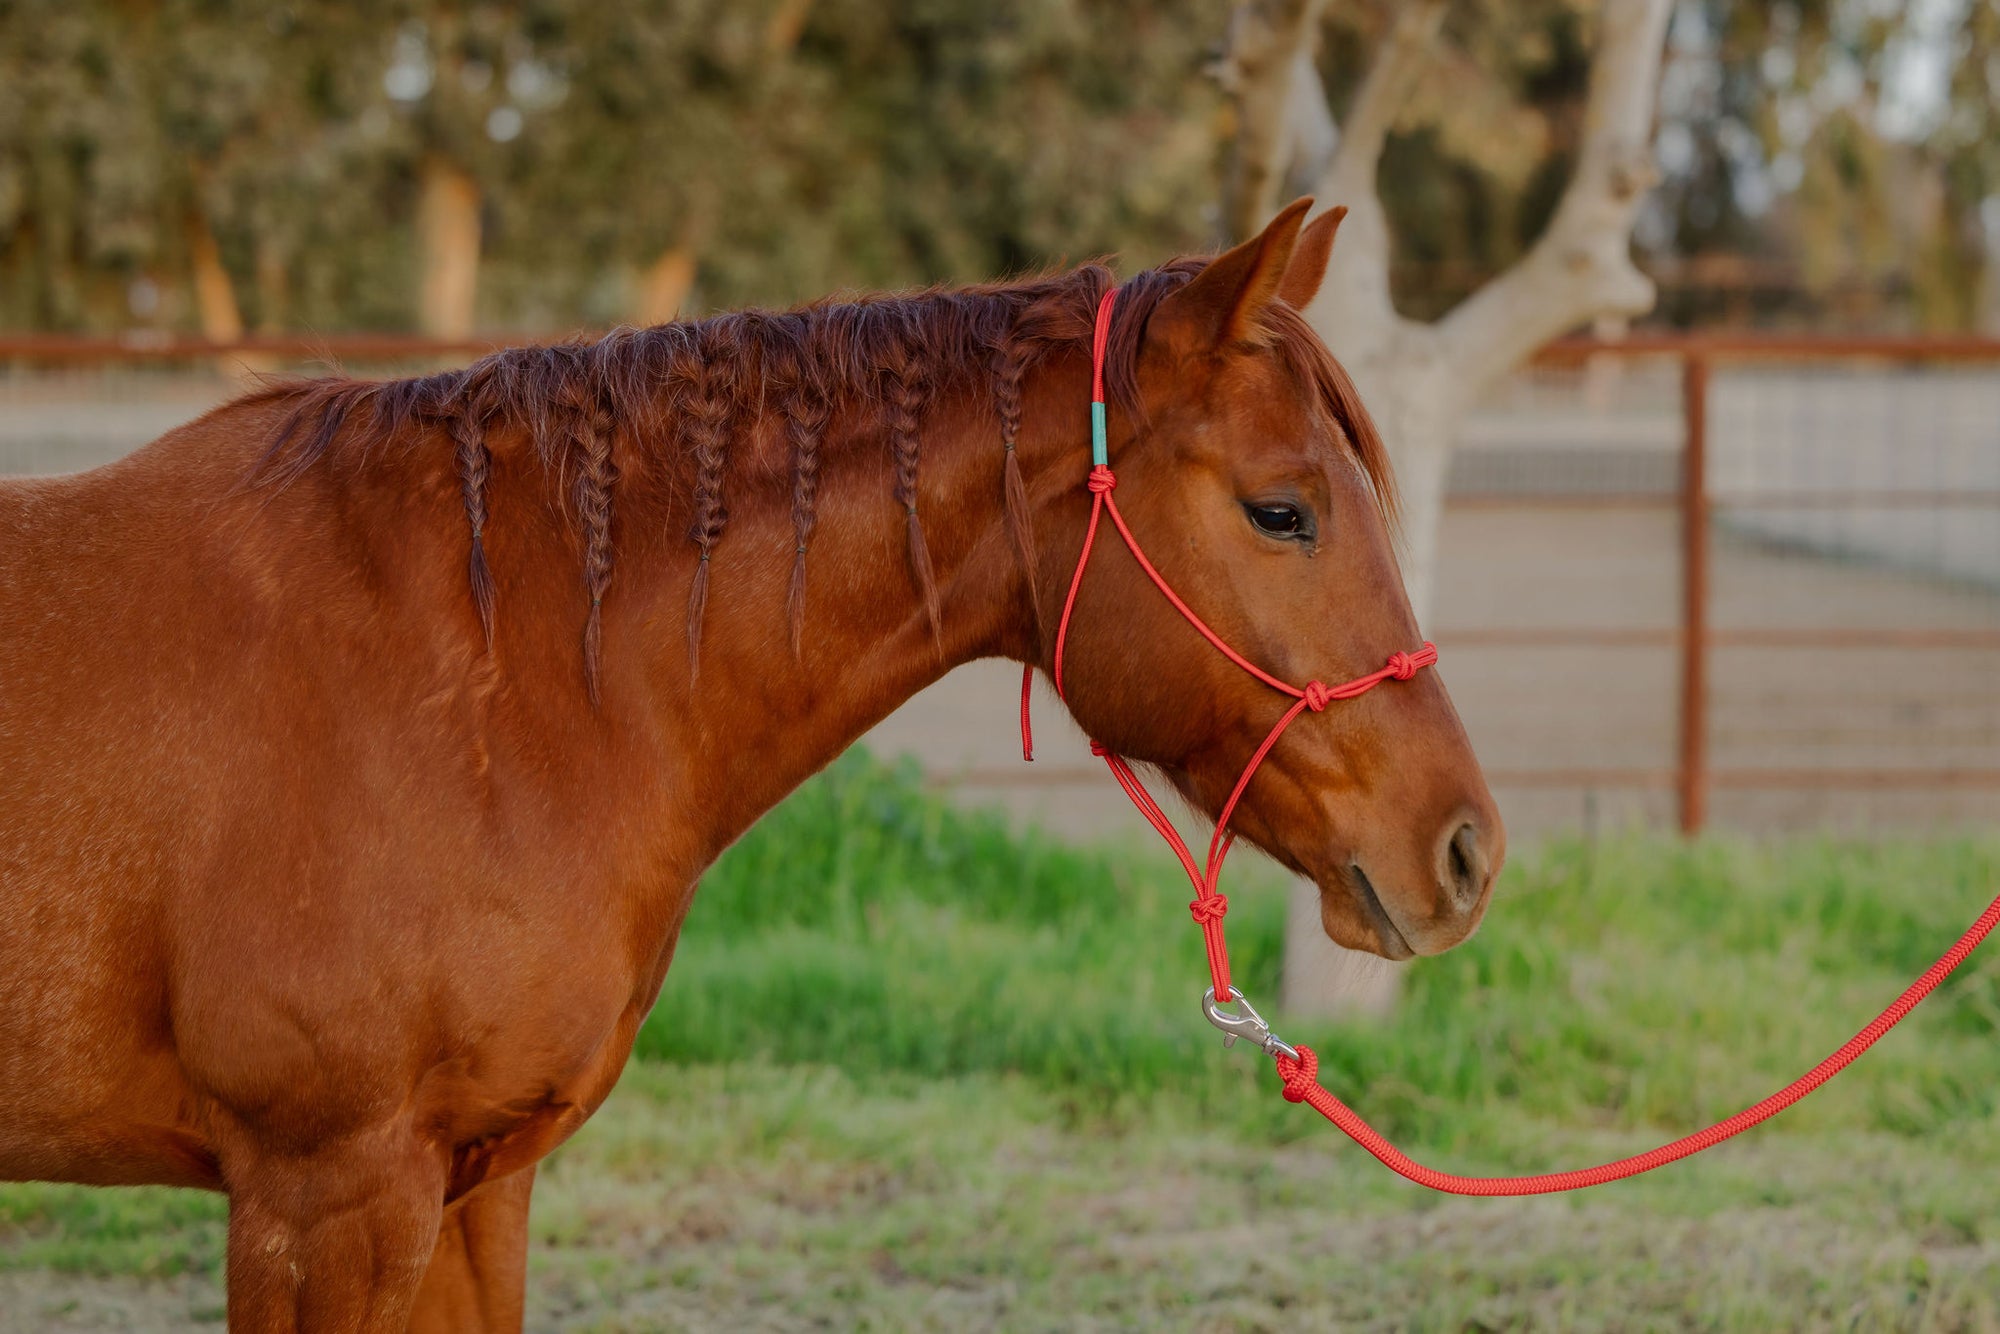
1316, 0, 1446, 201
1282, 43, 1337, 207
764, 0, 816, 56
1215, 0, 1328, 242
1303, 0, 1447, 339
1438, 0, 1673, 396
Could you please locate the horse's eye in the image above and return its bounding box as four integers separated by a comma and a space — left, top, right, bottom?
1245, 502, 1308, 539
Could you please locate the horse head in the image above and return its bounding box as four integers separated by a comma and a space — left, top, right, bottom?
1043, 201, 1503, 960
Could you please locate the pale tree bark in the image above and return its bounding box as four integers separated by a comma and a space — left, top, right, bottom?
632, 246, 698, 326
631, 189, 716, 327
1218, 0, 1674, 1017
1982, 212, 2000, 334
417, 156, 483, 339
185, 198, 280, 381
1215, 0, 1330, 242
187, 205, 245, 345
763, 0, 817, 56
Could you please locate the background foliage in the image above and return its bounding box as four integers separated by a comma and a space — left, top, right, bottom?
2, 0, 1997, 332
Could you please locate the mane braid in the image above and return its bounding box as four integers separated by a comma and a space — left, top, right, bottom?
883, 348, 942, 648
682, 333, 738, 680
574, 395, 618, 703
990, 334, 1039, 629
448, 409, 498, 647
773, 324, 832, 656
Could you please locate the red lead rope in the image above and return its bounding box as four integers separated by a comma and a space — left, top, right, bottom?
1016, 283, 2000, 1195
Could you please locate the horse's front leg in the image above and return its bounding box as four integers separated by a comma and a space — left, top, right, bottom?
407, 1166, 537, 1334
223, 1123, 447, 1333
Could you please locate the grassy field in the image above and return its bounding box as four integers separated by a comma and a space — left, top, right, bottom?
3, 753, 1998, 1331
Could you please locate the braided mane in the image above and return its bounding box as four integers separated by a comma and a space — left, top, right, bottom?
248, 260, 1394, 691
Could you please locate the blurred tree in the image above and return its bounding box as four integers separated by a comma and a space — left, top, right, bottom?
8, 1, 1994, 336
0, 0, 1225, 334
1642, 0, 2000, 331
1256, 0, 1605, 321
1215, 0, 1674, 1018
1220, 0, 1668, 618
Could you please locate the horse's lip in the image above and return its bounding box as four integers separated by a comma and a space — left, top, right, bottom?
1350, 862, 1416, 961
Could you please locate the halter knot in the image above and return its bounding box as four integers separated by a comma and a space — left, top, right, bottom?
1301, 681, 1332, 711
1086, 465, 1117, 495
1088, 739, 1110, 757
1386, 651, 1418, 681
1188, 894, 1229, 926
1274, 1043, 1320, 1104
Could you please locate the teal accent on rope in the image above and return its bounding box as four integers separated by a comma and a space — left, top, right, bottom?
1090, 401, 1108, 467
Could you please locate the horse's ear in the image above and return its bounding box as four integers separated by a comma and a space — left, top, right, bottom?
1157, 197, 1314, 351
1277, 205, 1346, 310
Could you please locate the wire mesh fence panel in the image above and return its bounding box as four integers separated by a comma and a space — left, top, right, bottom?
1438, 345, 2000, 837
1434, 354, 1687, 836
1703, 359, 2000, 830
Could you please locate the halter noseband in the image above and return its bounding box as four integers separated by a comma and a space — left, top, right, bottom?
1018, 284, 1437, 1004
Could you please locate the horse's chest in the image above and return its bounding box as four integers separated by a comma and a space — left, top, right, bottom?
416, 957, 653, 1197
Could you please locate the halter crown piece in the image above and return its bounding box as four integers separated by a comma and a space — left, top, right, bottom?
1010, 281, 2000, 1197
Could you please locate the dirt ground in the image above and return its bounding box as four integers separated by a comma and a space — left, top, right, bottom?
5, 1065, 1998, 1333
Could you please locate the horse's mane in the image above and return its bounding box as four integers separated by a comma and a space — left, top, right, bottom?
244, 258, 1395, 691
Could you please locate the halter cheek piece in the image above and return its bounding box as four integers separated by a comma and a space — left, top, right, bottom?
1016, 286, 1437, 1007
1009, 283, 2000, 1197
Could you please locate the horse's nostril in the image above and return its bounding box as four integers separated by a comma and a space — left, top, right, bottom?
1446, 822, 1486, 908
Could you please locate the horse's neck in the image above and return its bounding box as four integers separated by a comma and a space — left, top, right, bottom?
614, 372, 1073, 871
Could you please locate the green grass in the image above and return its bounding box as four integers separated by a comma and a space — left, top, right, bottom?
646, 752, 2000, 1151
0, 1187, 223, 1281
3, 751, 1998, 1330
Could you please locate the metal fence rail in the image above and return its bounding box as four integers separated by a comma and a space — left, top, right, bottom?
1483, 335, 2000, 832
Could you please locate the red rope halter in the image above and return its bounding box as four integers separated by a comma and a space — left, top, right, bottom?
1016, 283, 2000, 1195
1021, 286, 1437, 1006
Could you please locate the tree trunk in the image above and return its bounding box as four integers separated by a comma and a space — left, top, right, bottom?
1284, 880, 1405, 1016
1280, 383, 1454, 1019
417, 156, 482, 339
631, 246, 697, 327
764, 0, 817, 56
187, 207, 244, 345
1217, 0, 1675, 1018
186, 200, 275, 380
254, 234, 292, 334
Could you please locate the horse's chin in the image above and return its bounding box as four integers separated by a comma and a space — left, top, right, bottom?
1313, 863, 1419, 961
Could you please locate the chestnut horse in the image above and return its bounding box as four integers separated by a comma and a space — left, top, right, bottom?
0, 200, 1500, 1331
